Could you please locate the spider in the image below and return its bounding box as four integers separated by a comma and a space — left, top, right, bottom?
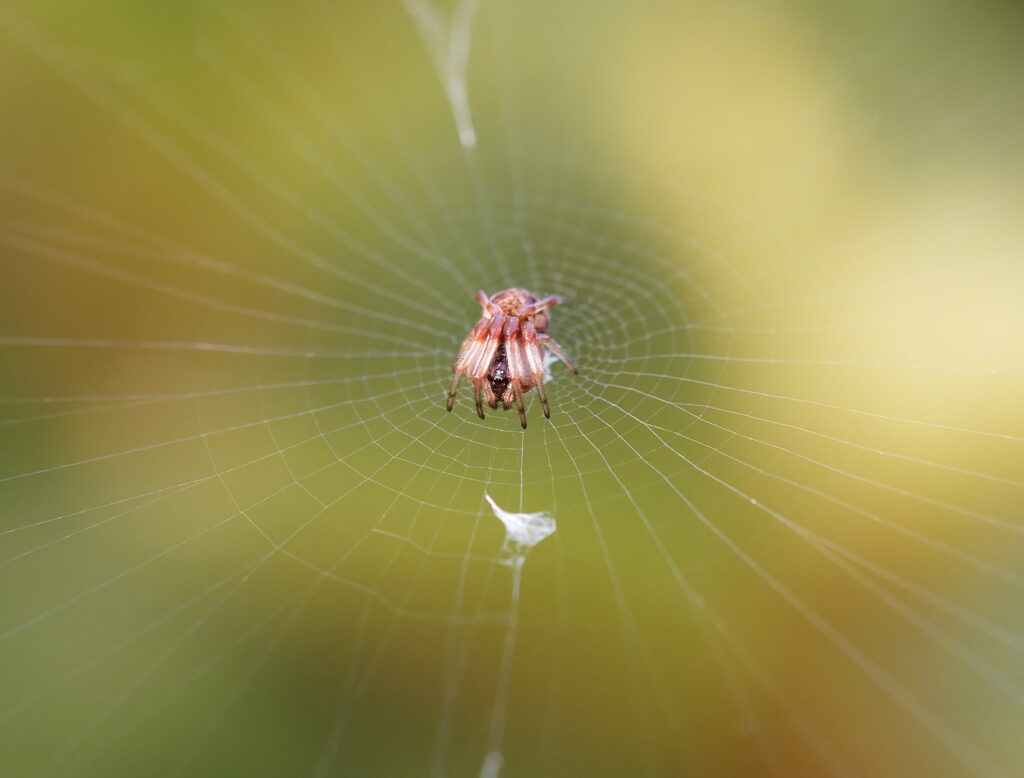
447, 288, 577, 429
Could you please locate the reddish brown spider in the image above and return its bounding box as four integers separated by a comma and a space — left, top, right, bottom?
447, 288, 577, 428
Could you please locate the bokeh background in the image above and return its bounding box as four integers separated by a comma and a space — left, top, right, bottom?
2, 1, 1023, 776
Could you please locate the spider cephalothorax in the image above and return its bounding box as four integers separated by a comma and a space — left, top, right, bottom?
447, 288, 577, 428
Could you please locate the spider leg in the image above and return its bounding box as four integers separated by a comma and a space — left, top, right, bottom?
474, 382, 485, 419
515, 294, 566, 317
482, 380, 498, 409
447, 371, 463, 412
468, 313, 506, 383
535, 381, 549, 418
446, 329, 481, 413
475, 289, 503, 319
512, 382, 527, 429
499, 316, 521, 412
453, 312, 504, 419
447, 319, 489, 411
503, 318, 530, 428
521, 320, 549, 419
537, 332, 577, 374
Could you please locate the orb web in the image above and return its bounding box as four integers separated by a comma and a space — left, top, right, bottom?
1, 2, 1023, 777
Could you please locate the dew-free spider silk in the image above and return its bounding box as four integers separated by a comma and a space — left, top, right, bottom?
447, 288, 577, 428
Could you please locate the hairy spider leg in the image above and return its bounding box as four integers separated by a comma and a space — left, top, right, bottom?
520, 320, 549, 418
447, 318, 490, 411
481, 377, 498, 409
512, 384, 527, 429
537, 332, 577, 374
515, 294, 566, 317
502, 319, 530, 428
498, 317, 521, 409
474, 383, 485, 419
469, 313, 506, 378
475, 289, 503, 319
466, 313, 506, 419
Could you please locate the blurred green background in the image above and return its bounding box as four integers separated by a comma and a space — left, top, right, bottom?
2, 1, 1023, 776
